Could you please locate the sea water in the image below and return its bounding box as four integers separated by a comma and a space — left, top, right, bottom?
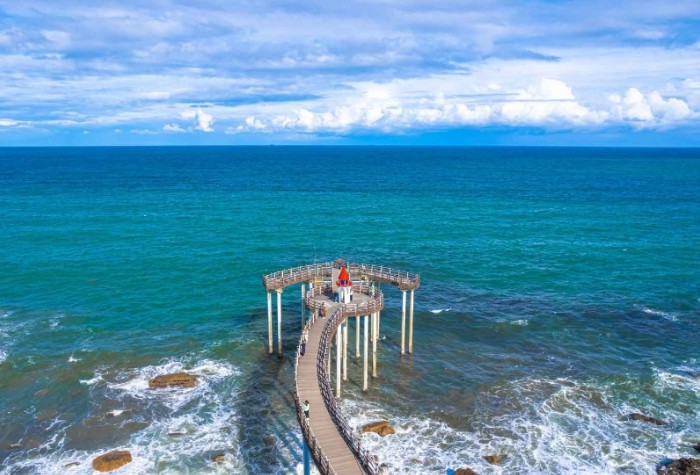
0, 146, 698, 474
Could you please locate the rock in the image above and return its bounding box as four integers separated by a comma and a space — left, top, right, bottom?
657, 458, 700, 474
212, 454, 225, 463
484, 455, 503, 465
455, 469, 479, 475
92, 450, 132, 472
148, 372, 198, 389
168, 431, 186, 437
64, 462, 80, 468
361, 421, 396, 437
379, 463, 390, 474
624, 412, 669, 426
693, 443, 700, 453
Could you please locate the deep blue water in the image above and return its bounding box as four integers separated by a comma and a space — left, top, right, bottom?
0, 146, 699, 474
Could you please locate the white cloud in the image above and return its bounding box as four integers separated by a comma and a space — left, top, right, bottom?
608, 87, 691, 125
0, 119, 18, 127
180, 108, 214, 132
163, 123, 186, 133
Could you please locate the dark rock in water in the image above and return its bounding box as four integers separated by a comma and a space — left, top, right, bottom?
693, 443, 700, 453
168, 431, 187, 437
361, 421, 396, 437
263, 435, 276, 447
212, 454, 225, 463
484, 455, 503, 465
624, 412, 669, 426
92, 450, 132, 472
64, 462, 80, 468
656, 458, 700, 474
455, 469, 479, 475
148, 372, 198, 389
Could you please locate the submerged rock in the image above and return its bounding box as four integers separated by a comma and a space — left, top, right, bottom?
455, 469, 479, 475
484, 455, 503, 465
361, 421, 395, 437
624, 412, 669, 426
212, 454, 225, 463
148, 372, 198, 389
64, 462, 80, 468
656, 458, 700, 474
92, 450, 132, 472
693, 443, 700, 453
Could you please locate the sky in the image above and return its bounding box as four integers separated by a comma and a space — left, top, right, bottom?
0, 0, 699, 146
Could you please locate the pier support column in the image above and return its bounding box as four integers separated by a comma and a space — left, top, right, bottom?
267, 291, 273, 355
300, 283, 305, 329
276, 289, 283, 356
363, 315, 369, 391
343, 320, 348, 381
336, 325, 342, 398
401, 290, 407, 355
303, 439, 311, 475
355, 316, 360, 358
409, 290, 415, 354
372, 312, 377, 378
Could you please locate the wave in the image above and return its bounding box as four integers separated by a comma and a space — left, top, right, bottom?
2, 357, 243, 475
430, 308, 451, 314
0, 349, 6, 364
640, 306, 679, 322
511, 319, 529, 326
340, 375, 700, 474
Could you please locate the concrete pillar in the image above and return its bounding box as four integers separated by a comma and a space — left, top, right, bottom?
301, 283, 305, 329
401, 290, 407, 355
303, 439, 311, 475
276, 289, 283, 356
342, 319, 348, 381
355, 316, 360, 358
336, 325, 342, 397
363, 314, 369, 391
372, 312, 377, 378
409, 290, 415, 354
267, 291, 273, 355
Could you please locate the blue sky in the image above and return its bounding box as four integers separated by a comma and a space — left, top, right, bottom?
1, 1, 699, 146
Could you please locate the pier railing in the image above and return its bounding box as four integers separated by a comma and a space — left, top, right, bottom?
315, 304, 382, 474
293, 318, 336, 474
263, 261, 420, 291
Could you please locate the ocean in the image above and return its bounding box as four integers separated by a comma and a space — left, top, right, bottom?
0, 146, 698, 474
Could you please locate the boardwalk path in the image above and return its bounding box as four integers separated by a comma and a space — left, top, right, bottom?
295, 301, 364, 475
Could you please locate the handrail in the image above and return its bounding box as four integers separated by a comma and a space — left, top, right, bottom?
314, 299, 383, 475
263, 261, 420, 291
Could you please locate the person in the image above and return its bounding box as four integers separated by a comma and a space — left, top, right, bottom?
320, 303, 327, 318
300, 329, 308, 356
303, 400, 310, 418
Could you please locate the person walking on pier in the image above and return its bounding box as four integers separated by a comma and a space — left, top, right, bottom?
320, 303, 327, 318
303, 400, 310, 418
300, 329, 308, 356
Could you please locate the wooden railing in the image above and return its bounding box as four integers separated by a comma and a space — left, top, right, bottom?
293, 317, 336, 474
264, 261, 420, 291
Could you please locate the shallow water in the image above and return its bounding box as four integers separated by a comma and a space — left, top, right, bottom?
1, 146, 699, 474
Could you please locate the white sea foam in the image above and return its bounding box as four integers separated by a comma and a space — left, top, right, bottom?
0, 349, 6, 364
641, 306, 679, 322
430, 308, 451, 314
511, 319, 529, 326
341, 376, 698, 474
68, 354, 80, 363
79, 367, 105, 386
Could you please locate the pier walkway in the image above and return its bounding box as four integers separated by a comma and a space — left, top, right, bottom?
263, 261, 420, 474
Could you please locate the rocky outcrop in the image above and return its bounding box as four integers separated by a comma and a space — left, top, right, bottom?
657, 458, 700, 474
623, 413, 668, 426
484, 455, 503, 465
361, 421, 395, 437
212, 454, 225, 463
455, 469, 479, 475
148, 372, 198, 389
693, 443, 700, 453
92, 450, 132, 472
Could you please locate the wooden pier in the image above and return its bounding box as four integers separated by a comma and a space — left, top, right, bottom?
263, 260, 420, 475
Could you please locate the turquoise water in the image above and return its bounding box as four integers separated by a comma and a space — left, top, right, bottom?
0, 146, 699, 474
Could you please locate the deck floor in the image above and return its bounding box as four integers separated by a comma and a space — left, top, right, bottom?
297, 299, 365, 475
